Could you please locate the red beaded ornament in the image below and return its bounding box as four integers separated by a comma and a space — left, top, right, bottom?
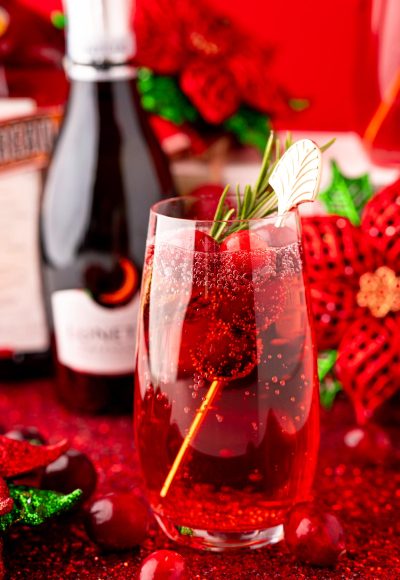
302, 178, 400, 422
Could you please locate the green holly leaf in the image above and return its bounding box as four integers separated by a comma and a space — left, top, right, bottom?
0, 485, 82, 532
137, 69, 198, 126
319, 161, 373, 225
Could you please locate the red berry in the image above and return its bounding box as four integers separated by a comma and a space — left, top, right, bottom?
284, 505, 346, 566
220, 230, 273, 273
169, 229, 219, 253
221, 229, 266, 252
85, 492, 150, 551
139, 550, 186, 580
41, 449, 97, 502
344, 425, 392, 465
193, 230, 219, 253
257, 223, 298, 247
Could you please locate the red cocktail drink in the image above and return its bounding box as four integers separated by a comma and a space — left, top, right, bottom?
135, 197, 319, 550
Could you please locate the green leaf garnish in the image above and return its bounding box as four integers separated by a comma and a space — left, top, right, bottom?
209, 131, 285, 241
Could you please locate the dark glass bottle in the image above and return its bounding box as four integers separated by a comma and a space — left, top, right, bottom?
41, 0, 174, 413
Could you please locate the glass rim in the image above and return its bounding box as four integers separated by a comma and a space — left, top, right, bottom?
150, 195, 299, 225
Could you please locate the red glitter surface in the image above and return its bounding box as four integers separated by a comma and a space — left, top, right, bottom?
0, 380, 399, 579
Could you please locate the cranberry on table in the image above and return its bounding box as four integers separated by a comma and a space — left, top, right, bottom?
41, 449, 97, 502
139, 550, 186, 580
85, 492, 150, 551
344, 424, 392, 465
284, 504, 346, 567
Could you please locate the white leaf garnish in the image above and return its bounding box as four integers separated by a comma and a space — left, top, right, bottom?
268, 138, 322, 216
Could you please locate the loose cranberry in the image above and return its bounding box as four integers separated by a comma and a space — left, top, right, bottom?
284, 505, 346, 566
85, 492, 150, 551
139, 550, 186, 580
4, 426, 47, 445
220, 230, 272, 273
41, 449, 97, 502
344, 425, 392, 465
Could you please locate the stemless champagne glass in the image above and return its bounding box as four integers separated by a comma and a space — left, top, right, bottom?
134, 196, 320, 551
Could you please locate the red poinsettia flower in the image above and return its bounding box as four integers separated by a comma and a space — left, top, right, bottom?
135, 0, 288, 123
302, 178, 400, 424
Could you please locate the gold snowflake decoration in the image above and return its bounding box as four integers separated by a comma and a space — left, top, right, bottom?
357, 266, 400, 318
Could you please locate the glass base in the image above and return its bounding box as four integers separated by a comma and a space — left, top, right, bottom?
155, 514, 284, 552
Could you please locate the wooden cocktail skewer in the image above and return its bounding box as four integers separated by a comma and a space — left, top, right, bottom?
160, 138, 323, 499
160, 379, 221, 498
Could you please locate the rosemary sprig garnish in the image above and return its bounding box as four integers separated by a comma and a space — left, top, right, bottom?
210, 131, 290, 242
210, 132, 335, 242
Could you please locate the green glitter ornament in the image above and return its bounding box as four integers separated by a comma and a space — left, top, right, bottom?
319, 161, 373, 225
0, 485, 82, 532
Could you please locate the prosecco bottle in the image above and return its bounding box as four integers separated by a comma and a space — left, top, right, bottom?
41, 0, 175, 413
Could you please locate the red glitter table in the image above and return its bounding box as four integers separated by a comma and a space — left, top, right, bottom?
0, 379, 399, 579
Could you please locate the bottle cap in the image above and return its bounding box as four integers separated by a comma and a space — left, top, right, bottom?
63, 0, 135, 67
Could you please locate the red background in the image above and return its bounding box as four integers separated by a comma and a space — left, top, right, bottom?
10, 1, 386, 133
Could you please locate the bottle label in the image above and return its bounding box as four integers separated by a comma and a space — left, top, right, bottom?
52, 289, 140, 375
0, 167, 49, 354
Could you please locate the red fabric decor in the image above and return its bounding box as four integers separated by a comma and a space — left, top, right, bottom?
302, 179, 400, 423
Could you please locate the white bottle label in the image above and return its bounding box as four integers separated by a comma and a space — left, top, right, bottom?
0, 168, 49, 354
52, 289, 140, 375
